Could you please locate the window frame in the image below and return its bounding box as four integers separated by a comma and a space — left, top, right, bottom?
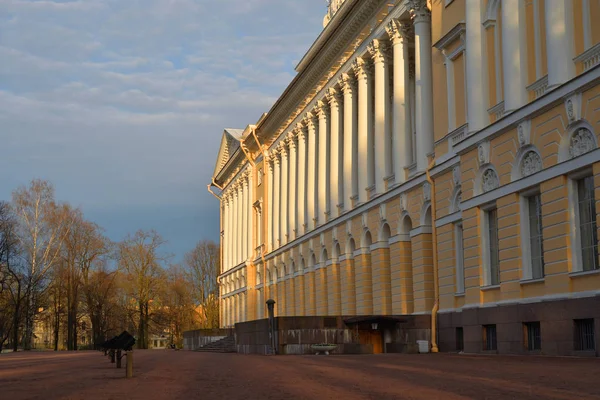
574, 318, 596, 351
482, 324, 498, 351
480, 202, 500, 287
519, 187, 545, 281
524, 321, 542, 351
568, 169, 599, 273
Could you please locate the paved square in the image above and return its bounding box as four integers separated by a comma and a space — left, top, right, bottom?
2, 351, 600, 399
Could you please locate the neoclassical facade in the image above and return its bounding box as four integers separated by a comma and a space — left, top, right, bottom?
211, 0, 600, 355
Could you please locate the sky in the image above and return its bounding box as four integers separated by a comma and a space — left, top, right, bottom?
0, 0, 327, 262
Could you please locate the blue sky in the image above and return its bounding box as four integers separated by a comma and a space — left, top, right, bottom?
0, 0, 326, 262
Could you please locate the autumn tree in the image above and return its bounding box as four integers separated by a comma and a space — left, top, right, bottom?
184, 240, 220, 329
118, 230, 167, 349
60, 209, 110, 350
158, 265, 196, 347
0, 201, 24, 351
11, 179, 74, 350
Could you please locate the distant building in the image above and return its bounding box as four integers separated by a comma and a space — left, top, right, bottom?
210, 0, 600, 356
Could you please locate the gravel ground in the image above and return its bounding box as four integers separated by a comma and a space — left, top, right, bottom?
1, 350, 600, 400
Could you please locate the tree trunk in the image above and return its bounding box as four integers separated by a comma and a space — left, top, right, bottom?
12, 300, 20, 352
138, 301, 145, 349
23, 290, 33, 351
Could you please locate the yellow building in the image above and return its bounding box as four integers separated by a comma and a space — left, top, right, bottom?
210, 0, 600, 356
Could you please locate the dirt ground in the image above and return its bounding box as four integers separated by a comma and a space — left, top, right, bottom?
1, 350, 600, 400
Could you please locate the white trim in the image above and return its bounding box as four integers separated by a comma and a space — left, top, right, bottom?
409, 226, 432, 238
438, 289, 600, 313
389, 233, 410, 244
519, 188, 541, 281
455, 67, 600, 154
526, 74, 549, 100
370, 241, 390, 251
480, 202, 498, 287
568, 168, 594, 273
339, 255, 347, 262
574, 42, 600, 72
435, 210, 462, 228
461, 148, 600, 211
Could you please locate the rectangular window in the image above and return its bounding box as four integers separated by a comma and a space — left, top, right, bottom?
524, 321, 541, 351
455, 223, 465, 293
456, 327, 464, 352
577, 177, 599, 271
574, 319, 595, 351
487, 208, 500, 285
483, 324, 497, 351
528, 194, 545, 279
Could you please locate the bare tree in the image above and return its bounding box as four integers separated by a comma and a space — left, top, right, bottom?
12, 179, 74, 350
184, 240, 220, 329
60, 209, 110, 350
118, 230, 167, 349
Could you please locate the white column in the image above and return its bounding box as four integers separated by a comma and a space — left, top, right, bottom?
305, 114, 317, 229
353, 57, 372, 204
287, 133, 297, 240
223, 197, 229, 269
280, 144, 289, 245
410, 0, 434, 172
369, 38, 391, 194
229, 193, 234, 267
500, 0, 527, 113
297, 125, 307, 234
267, 160, 274, 251
387, 20, 411, 185
273, 152, 281, 248
241, 178, 247, 262
465, 2, 488, 133
340, 73, 357, 209
232, 189, 238, 266
316, 100, 329, 225
327, 87, 342, 218
237, 185, 243, 264
444, 54, 456, 131
544, 0, 574, 89
244, 175, 251, 261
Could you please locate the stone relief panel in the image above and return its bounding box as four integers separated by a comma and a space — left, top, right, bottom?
569, 128, 596, 159
481, 168, 499, 193
520, 151, 543, 177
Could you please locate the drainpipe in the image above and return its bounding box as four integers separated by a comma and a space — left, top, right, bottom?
425, 158, 439, 353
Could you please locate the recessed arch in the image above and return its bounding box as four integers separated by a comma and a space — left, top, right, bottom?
361, 229, 372, 249
399, 212, 413, 236
379, 222, 391, 243
280, 262, 287, 279
420, 202, 432, 227
309, 252, 317, 268
559, 120, 597, 162
476, 164, 500, 195
290, 260, 296, 274
450, 186, 462, 213
485, 0, 501, 22
320, 247, 329, 264
301, 256, 306, 271
512, 145, 543, 181
332, 241, 341, 262
346, 237, 356, 257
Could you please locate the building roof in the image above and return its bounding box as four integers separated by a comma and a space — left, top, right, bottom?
212, 129, 245, 179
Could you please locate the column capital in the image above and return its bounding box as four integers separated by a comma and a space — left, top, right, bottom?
326, 87, 341, 108
386, 19, 412, 45
352, 57, 371, 80
303, 112, 316, 130
314, 99, 329, 119
279, 141, 288, 158
409, 0, 431, 23
367, 38, 389, 64
339, 72, 356, 94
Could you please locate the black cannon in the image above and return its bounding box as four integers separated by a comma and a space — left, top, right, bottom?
101, 331, 136, 352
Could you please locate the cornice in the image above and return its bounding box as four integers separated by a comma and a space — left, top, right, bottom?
256, 0, 389, 146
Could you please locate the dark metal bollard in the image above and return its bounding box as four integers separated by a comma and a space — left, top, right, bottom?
116, 350, 122, 368
266, 299, 277, 355
110, 349, 115, 363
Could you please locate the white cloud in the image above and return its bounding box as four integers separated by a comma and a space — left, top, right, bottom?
0, 0, 325, 256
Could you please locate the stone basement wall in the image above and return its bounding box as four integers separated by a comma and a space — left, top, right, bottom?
183, 328, 234, 351
235, 315, 431, 355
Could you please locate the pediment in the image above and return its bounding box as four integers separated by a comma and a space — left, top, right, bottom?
213, 128, 244, 178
